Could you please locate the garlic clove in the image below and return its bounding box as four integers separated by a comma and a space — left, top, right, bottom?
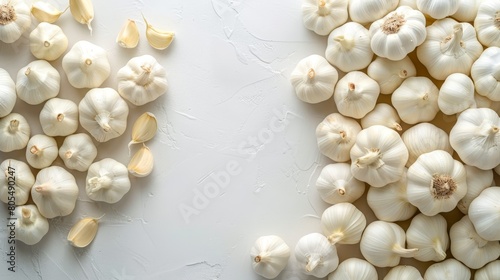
128, 144, 154, 177
116, 19, 139, 48
31, 2, 67, 23
143, 14, 175, 50
69, 0, 94, 33
129, 112, 157, 151
67, 216, 102, 248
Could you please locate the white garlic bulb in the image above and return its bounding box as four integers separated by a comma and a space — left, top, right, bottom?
406, 213, 449, 262
16, 60, 60, 105
328, 258, 378, 280
301, 0, 348, 36
290, 54, 338, 104
474, 1, 500, 47
360, 221, 418, 267
325, 22, 373, 72
0, 0, 31, 43
367, 56, 416, 95
250, 235, 290, 279
25, 134, 58, 169
14, 205, 49, 245
334, 71, 380, 119
316, 113, 361, 162
457, 165, 494, 214
361, 103, 402, 131
450, 215, 500, 269
416, 0, 459, 19
350, 125, 408, 188
424, 259, 471, 280
471, 47, 500, 101
30, 22, 68, 61
79, 88, 129, 142
475, 260, 500, 280
316, 163, 365, 204
384, 265, 423, 280
0, 68, 16, 118
469, 187, 500, 241
392, 77, 439, 124
0, 159, 34, 206
438, 73, 476, 115
321, 203, 366, 245
452, 0, 482, 22
31, 166, 79, 218
0, 113, 31, 153
348, 0, 399, 24
39, 98, 79, 137
401, 122, 452, 167
294, 233, 338, 278
59, 133, 97, 172
86, 158, 131, 204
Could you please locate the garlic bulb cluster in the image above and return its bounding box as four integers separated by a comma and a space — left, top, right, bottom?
391, 77, 439, 124
469, 187, 500, 241
316, 163, 365, 204
334, 71, 380, 119
438, 73, 476, 115
14, 205, 49, 245
0, 159, 34, 205
116, 19, 140, 48
417, 0, 459, 19
321, 203, 366, 245
0, 0, 31, 43
424, 259, 471, 280
0, 113, 31, 153
475, 260, 500, 280
25, 134, 58, 169
30, 22, 68, 61
316, 113, 361, 162
471, 47, 500, 101
328, 258, 377, 280
67, 216, 101, 248
0, 68, 16, 118
406, 213, 448, 262
86, 158, 131, 203
457, 165, 494, 214
294, 233, 338, 278
349, 0, 398, 24
361, 103, 402, 131
250, 235, 290, 279
301, 0, 348, 36
16, 60, 60, 105
39, 98, 79, 137
59, 133, 97, 172
367, 56, 416, 95
384, 265, 423, 280
401, 123, 452, 167
474, 1, 500, 48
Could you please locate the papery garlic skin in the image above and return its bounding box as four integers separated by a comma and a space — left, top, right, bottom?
361, 103, 402, 131
31, 1, 66, 23
30, 22, 68, 61
474, 1, 500, 47
401, 123, 452, 167
384, 265, 423, 280
0, 159, 34, 205
321, 203, 366, 245
349, 0, 399, 24
325, 22, 373, 72
14, 205, 49, 245
475, 260, 500, 280
116, 19, 139, 48
290, 54, 338, 104
457, 165, 494, 214
316, 113, 361, 162
471, 47, 500, 101
40, 98, 79, 137
406, 213, 448, 262
0, 68, 16, 118
59, 133, 97, 172
328, 258, 378, 280
316, 163, 365, 204
250, 235, 290, 279
469, 187, 500, 241
450, 215, 500, 269
452, 0, 482, 22
294, 233, 338, 278
0, 0, 31, 43
301, 0, 348, 36
424, 259, 471, 280
416, 0, 459, 19
367, 56, 416, 95
334, 71, 380, 119
438, 73, 476, 115
0, 113, 31, 153
86, 158, 131, 203
25, 134, 58, 169
392, 77, 439, 124
16, 60, 60, 105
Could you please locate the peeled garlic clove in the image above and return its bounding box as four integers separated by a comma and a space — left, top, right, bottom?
31, 2, 67, 23
129, 112, 157, 150
128, 144, 154, 177
69, 0, 94, 33
116, 19, 139, 48
143, 14, 175, 50
67, 216, 101, 248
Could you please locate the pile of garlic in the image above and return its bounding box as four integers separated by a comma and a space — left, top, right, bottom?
0, 0, 170, 248
251, 0, 500, 279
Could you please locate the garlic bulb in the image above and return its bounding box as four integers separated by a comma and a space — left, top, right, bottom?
31, 166, 79, 218
62, 40, 111, 89
30, 22, 68, 61
475, 260, 500, 280
128, 144, 154, 177
25, 134, 58, 169
31, 1, 67, 23
0, 159, 34, 205
350, 125, 408, 188
348, 0, 399, 24
406, 213, 449, 262
361, 103, 402, 131
39, 98, 79, 137
290, 54, 338, 104
301, 0, 348, 36
360, 221, 418, 267
424, 259, 471, 280
457, 165, 494, 214
417, 19, 483, 80
316, 163, 365, 204
438, 73, 476, 115
0, 0, 31, 43
474, 1, 500, 47
16, 60, 60, 105
401, 123, 452, 167
79, 88, 129, 142
316, 113, 361, 162
86, 158, 131, 204
367, 169, 418, 222
334, 71, 380, 119
449, 108, 500, 170
416, 0, 459, 19
321, 203, 366, 245
391, 77, 439, 124
452, 0, 482, 22
294, 233, 338, 278
69, 0, 94, 33
471, 47, 500, 101
384, 265, 423, 280
117, 55, 168, 106
0, 113, 31, 153
250, 235, 290, 279
59, 133, 97, 172
450, 215, 500, 269
328, 258, 378, 280
469, 187, 500, 241
369, 6, 427, 61
325, 22, 373, 72
116, 19, 140, 48
367, 56, 416, 95
67, 216, 101, 248
0, 68, 16, 118
407, 150, 467, 216
14, 205, 49, 245
142, 14, 175, 50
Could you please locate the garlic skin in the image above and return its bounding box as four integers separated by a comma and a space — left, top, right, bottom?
301, 0, 348, 36
469, 187, 500, 241
361, 103, 402, 131
406, 213, 449, 262
25, 134, 58, 169
0, 159, 34, 205
86, 158, 131, 204
316, 113, 361, 162
424, 259, 471, 280
321, 203, 366, 245
416, 0, 459, 19
452, 0, 482, 22
401, 123, 452, 167
116, 19, 140, 48
367, 56, 416, 95
350, 125, 408, 188
31, 1, 67, 23
67, 216, 101, 248
59, 133, 97, 172
384, 265, 423, 280
290, 54, 338, 104
31, 166, 79, 218
474, 1, 500, 47
450, 215, 500, 269
117, 55, 168, 106
0, 0, 31, 43
250, 235, 290, 279
475, 260, 500, 280
438, 73, 476, 115
334, 71, 380, 119
449, 108, 500, 170
316, 163, 365, 204
407, 150, 467, 216
369, 6, 427, 61
348, 0, 399, 24
16, 60, 60, 105
325, 22, 373, 72
30, 22, 68, 61
0, 68, 16, 118
294, 233, 339, 278
0, 113, 31, 153
457, 165, 494, 214
69, 0, 94, 33
142, 15, 175, 50
471, 47, 500, 101
14, 205, 49, 245
360, 221, 418, 267
328, 258, 378, 280
128, 144, 154, 177
39, 98, 79, 137
62, 41, 111, 89
391, 77, 439, 124
417, 19, 483, 80
79, 88, 129, 142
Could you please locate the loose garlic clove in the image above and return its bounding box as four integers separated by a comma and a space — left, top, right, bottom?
129, 112, 157, 151
250, 235, 290, 279
25, 134, 58, 169
316, 113, 361, 162
69, 0, 94, 33
16, 60, 61, 105
30, 22, 69, 61
128, 144, 154, 177
143, 14, 175, 50
328, 258, 378, 280
316, 163, 365, 204
31, 2, 67, 23
361, 103, 402, 132
40, 98, 79, 137
384, 265, 423, 280
406, 213, 449, 262
116, 19, 139, 48
424, 259, 470, 280
321, 203, 366, 245
0, 113, 31, 153
67, 216, 102, 248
